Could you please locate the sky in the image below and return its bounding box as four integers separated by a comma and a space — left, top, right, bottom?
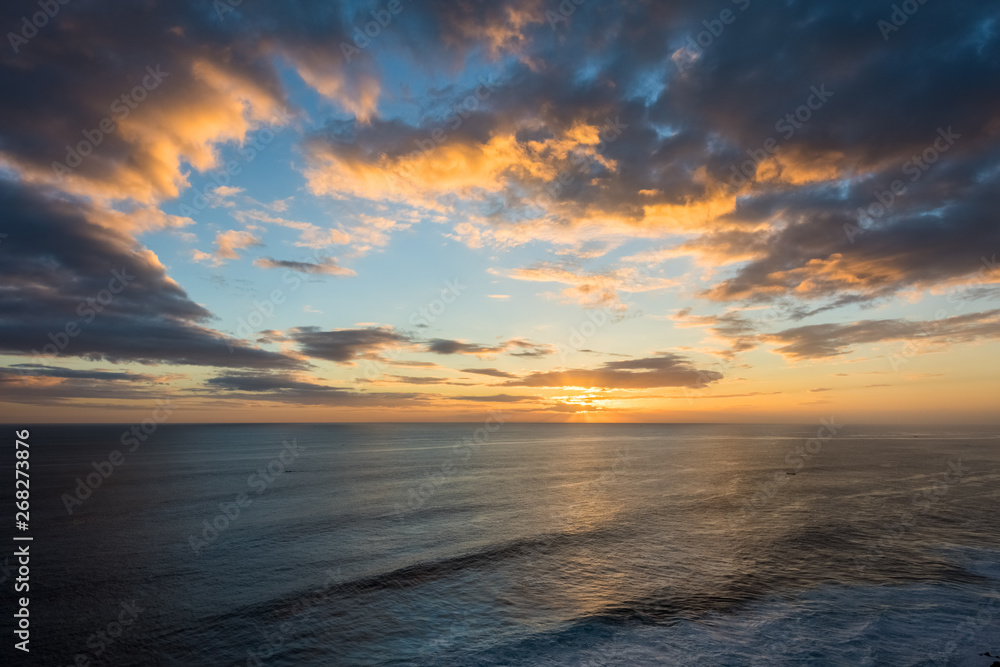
0, 0, 998, 424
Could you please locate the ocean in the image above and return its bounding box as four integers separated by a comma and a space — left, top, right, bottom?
2, 422, 998, 666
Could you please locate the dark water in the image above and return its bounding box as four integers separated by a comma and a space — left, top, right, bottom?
1, 423, 998, 666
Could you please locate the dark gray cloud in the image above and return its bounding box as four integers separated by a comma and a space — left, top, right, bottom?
0, 364, 169, 405
505, 353, 723, 389
0, 183, 304, 369
460, 368, 517, 378
6, 364, 157, 382
504, 339, 558, 357
357, 375, 474, 386
290, 327, 412, 363
253, 257, 355, 276
302, 0, 1000, 311
425, 338, 554, 357
203, 371, 426, 406
672, 308, 766, 358
0, 0, 376, 198
286, 329, 555, 365
766, 309, 1000, 360
425, 339, 505, 356
703, 169, 1000, 309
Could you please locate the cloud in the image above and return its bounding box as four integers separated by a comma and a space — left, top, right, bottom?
195, 230, 263, 266
358, 375, 474, 386
0, 183, 302, 370
766, 309, 1000, 360
0, 0, 403, 206
202, 371, 426, 406
291, 327, 413, 364
303, 117, 621, 213
447, 394, 537, 403
234, 209, 352, 249
541, 401, 607, 413
425, 339, 503, 356
233, 207, 417, 259
425, 338, 554, 357
504, 353, 723, 389
461, 368, 517, 378
504, 339, 557, 357
624, 230, 773, 267
6, 364, 155, 381
203, 185, 245, 208
671, 308, 765, 357
297, 0, 1000, 314
0, 364, 177, 405
3, 0, 1000, 414
669, 391, 783, 400
253, 257, 356, 276
502, 263, 675, 310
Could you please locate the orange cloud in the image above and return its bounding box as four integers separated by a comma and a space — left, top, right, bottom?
194, 230, 263, 266
501, 264, 676, 309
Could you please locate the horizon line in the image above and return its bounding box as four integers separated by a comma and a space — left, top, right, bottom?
3, 421, 998, 427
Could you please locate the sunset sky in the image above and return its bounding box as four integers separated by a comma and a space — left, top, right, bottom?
1, 0, 998, 423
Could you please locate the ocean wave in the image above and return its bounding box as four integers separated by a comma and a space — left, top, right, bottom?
447, 581, 1000, 667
